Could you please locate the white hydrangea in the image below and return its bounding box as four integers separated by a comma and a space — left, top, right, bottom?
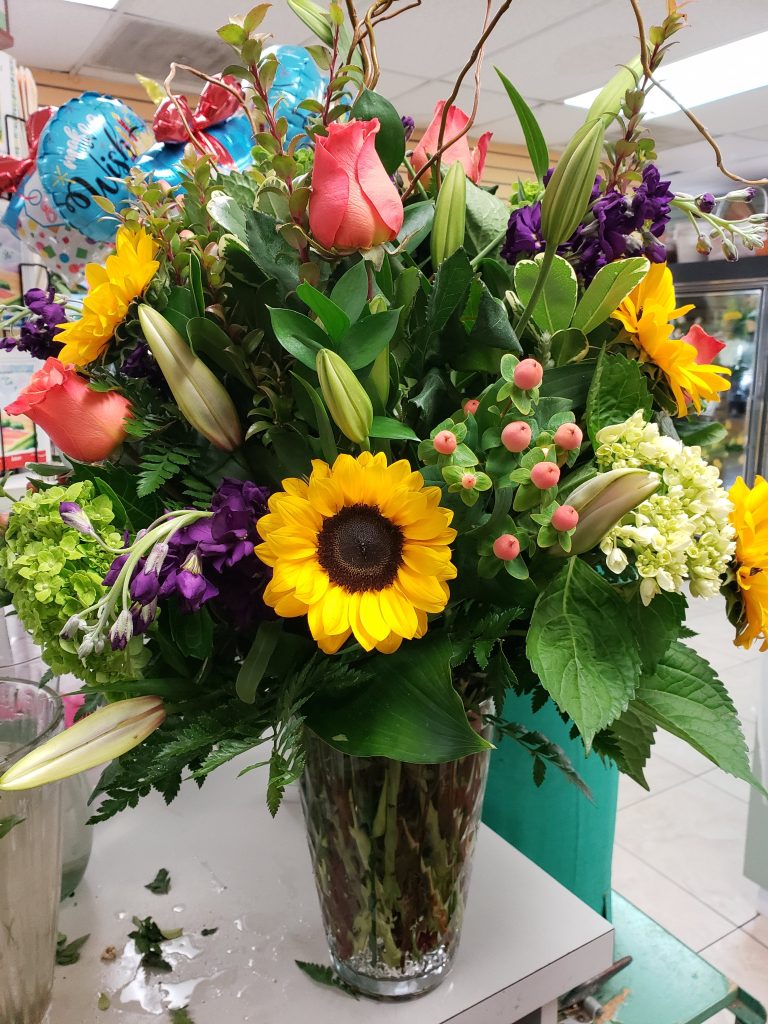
595, 411, 735, 604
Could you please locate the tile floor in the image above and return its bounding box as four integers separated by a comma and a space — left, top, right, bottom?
612, 594, 768, 1020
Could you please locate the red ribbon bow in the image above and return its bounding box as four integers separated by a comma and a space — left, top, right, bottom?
153, 76, 243, 164
0, 107, 55, 193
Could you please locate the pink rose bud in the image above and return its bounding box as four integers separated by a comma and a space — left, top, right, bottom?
433, 430, 458, 455
553, 423, 584, 450
412, 101, 492, 184
552, 504, 579, 532
530, 462, 561, 489
513, 358, 544, 390
493, 534, 520, 561
463, 398, 480, 416
461, 472, 477, 489
309, 119, 405, 252
5, 357, 130, 463
501, 421, 532, 453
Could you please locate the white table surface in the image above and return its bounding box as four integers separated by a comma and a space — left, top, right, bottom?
53, 757, 614, 1024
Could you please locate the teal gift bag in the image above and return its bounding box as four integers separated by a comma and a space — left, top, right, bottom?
482, 692, 618, 918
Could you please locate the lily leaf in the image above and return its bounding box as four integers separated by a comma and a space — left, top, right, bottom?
514, 253, 577, 334
572, 256, 649, 335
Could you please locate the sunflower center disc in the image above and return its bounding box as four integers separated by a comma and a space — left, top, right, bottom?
317, 503, 404, 593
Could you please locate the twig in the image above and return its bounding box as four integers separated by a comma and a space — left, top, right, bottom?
402, 0, 514, 200
628, 0, 768, 187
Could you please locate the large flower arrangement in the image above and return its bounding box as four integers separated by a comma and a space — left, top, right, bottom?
1, 0, 767, 819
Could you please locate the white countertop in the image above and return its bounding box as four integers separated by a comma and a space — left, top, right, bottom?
53, 757, 614, 1024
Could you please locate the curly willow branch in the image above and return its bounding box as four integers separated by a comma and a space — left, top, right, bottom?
628, 0, 768, 187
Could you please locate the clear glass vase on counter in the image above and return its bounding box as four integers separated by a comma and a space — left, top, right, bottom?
300, 719, 492, 998
0, 680, 64, 1024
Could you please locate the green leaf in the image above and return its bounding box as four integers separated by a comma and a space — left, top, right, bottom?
169, 603, 214, 661
188, 252, 205, 317
350, 89, 406, 175
464, 181, 510, 257
572, 257, 650, 335
514, 253, 577, 334
527, 558, 641, 749
145, 868, 171, 895
494, 69, 549, 181
539, 361, 593, 408
593, 705, 656, 788
236, 620, 283, 704
207, 191, 247, 242
0, 814, 25, 839
295, 961, 359, 999
304, 635, 493, 762
427, 248, 474, 333
551, 327, 589, 366
675, 416, 728, 448
633, 641, 754, 784
337, 309, 400, 369
267, 307, 329, 369
217, 22, 246, 45
296, 282, 350, 343
56, 933, 90, 966
586, 350, 653, 445
368, 416, 419, 441
468, 286, 522, 354
162, 285, 198, 336
393, 200, 435, 253
291, 372, 338, 464
628, 590, 686, 674
330, 260, 369, 322
186, 317, 252, 387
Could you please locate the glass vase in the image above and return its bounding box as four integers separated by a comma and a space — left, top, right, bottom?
300, 724, 491, 999
60, 771, 93, 899
0, 680, 64, 1024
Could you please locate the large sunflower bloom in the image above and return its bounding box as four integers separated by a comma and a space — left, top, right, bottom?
612, 262, 731, 416
56, 226, 160, 367
728, 475, 768, 651
255, 452, 457, 654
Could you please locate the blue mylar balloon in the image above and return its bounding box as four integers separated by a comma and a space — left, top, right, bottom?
37, 93, 149, 243
133, 111, 255, 191
265, 45, 329, 145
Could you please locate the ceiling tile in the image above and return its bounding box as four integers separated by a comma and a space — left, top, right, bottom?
118, 0, 302, 38
650, 88, 768, 138
737, 123, 768, 143
388, 74, 538, 131
10, 0, 115, 72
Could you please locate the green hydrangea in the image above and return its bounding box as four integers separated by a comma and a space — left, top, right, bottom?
0, 480, 149, 684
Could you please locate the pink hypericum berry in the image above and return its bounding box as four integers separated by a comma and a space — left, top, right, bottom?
513, 358, 544, 390
501, 421, 532, 453
530, 462, 561, 489
493, 534, 521, 561
463, 399, 480, 416
552, 504, 579, 532
433, 430, 458, 455
553, 423, 584, 451
461, 473, 477, 489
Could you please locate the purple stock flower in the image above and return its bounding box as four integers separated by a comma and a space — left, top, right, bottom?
59, 501, 95, 537
696, 192, 716, 215
631, 164, 673, 238
1, 287, 66, 360
401, 115, 415, 142
121, 341, 166, 390
501, 202, 545, 261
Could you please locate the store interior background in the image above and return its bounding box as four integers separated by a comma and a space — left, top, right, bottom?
7, 0, 768, 1015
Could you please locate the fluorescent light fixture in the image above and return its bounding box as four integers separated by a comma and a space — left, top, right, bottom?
565, 30, 768, 119
60, 0, 120, 9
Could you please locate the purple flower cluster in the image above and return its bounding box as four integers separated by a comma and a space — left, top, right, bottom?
401, 115, 416, 142
502, 164, 674, 280
0, 288, 66, 360
120, 341, 167, 390
105, 478, 271, 647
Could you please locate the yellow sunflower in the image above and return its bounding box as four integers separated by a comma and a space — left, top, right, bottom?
612, 262, 731, 417
728, 475, 768, 651
255, 452, 457, 655
56, 226, 160, 367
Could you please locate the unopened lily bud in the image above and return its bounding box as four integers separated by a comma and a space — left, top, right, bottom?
0, 696, 165, 791
286, 0, 334, 44
586, 56, 642, 125
316, 349, 373, 445
59, 501, 95, 537
431, 160, 467, 268
555, 467, 660, 556
541, 119, 605, 248
138, 305, 242, 451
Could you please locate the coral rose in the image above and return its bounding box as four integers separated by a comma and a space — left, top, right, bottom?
5, 358, 130, 463
683, 323, 727, 365
309, 119, 404, 252
412, 101, 492, 184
